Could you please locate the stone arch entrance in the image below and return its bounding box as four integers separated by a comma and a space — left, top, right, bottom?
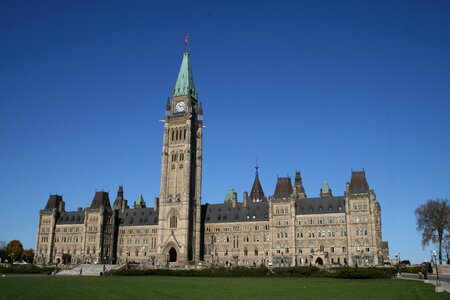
168, 247, 177, 262
315, 257, 323, 266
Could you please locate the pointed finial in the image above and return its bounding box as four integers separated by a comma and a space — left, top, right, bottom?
255, 158, 259, 175
166, 97, 171, 111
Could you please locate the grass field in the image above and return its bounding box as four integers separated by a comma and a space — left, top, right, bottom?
0, 276, 448, 300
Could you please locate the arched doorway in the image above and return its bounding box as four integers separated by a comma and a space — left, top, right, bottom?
315, 257, 323, 266
169, 247, 177, 262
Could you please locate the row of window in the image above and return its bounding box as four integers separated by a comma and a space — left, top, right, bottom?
171, 151, 185, 162
170, 127, 187, 142
205, 213, 267, 222
301, 217, 346, 226
119, 228, 158, 235
274, 220, 289, 226
352, 203, 368, 211
209, 234, 270, 245
296, 229, 347, 238
355, 227, 368, 236
352, 215, 368, 223
118, 237, 157, 248
54, 247, 100, 255
205, 247, 270, 257
55, 235, 84, 243
206, 224, 270, 233
274, 206, 290, 214
118, 243, 158, 256
56, 227, 82, 233
296, 245, 347, 254
298, 205, 343, 213
354, 241, 371, 252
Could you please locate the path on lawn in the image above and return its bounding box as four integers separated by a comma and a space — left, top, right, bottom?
400, 273, 450, 293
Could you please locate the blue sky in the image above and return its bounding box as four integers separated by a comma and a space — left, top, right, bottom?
0, 0, 449, 264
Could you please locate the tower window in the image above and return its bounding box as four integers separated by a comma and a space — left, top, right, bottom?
171, 130, 174, 141
170, 215, 177, 228
184, 129, 186, 140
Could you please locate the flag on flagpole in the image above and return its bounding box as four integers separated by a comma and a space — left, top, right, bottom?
184, 34, 189, 46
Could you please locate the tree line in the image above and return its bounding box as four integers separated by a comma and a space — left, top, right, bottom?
0, 240, 34, 264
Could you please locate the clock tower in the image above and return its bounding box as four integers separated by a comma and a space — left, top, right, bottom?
157, 51, 203, 264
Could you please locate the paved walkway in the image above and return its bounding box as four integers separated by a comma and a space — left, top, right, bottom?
399, 273, 450, 293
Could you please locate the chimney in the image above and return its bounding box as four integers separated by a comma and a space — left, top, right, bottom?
243, 191, 249, 208
154, 197, 160, 212
231, 191, 237, 208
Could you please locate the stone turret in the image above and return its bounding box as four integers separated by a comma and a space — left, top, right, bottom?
134, 194, 146, 208
249, 166, 266, 202
113, 185, 128, 212
294, 171, 307, 198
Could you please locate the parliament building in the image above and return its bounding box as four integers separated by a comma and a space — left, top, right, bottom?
35, 51, 389, 268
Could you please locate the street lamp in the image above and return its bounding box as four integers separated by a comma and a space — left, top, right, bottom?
433, 250, 440, 286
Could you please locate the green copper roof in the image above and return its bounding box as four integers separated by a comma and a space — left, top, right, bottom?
135, 194, 146, 206
174, 52, 196, 97
321, 181, 330, 194
224, 189, 236, 202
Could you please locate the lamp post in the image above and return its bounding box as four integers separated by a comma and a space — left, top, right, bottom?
433, 250, 440, 286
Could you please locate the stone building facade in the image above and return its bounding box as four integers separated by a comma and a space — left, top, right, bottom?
34, 51, 388, 267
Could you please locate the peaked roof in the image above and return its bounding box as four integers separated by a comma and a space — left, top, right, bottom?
273, 177, 293, 199
44, 194, 63, 210
135, 194, 146, 207
249, 168, 266, 202
320, 180, 332, 197
224, 189, 237, 203
174, 52, 196, 97
349, 171, 370, 193
90, 191, 111, 209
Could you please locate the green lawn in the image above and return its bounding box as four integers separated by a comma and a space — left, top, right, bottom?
0, 276, 448, 300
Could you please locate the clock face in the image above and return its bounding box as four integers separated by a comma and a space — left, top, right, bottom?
175, 101, 186, 112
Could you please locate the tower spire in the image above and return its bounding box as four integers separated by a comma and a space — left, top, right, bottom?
249, 164, 266, 202
294, 170, 307, 198
174, 50, 196, 98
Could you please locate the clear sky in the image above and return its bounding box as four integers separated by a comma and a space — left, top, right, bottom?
0, 0, 449, 264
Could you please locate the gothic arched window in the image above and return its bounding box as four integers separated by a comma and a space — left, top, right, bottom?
170, 215, 177, 228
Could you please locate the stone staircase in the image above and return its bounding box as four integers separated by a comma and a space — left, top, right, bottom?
57, 264, 124, 276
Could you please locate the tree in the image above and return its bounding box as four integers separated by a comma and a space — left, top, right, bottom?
0, 241, 7, 263
22, 248, 35, 263
5, 240, 24, 262
444, 234, 450, 264
415, 199, 450, 265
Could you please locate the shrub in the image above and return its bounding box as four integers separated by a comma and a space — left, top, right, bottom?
0, 264, 56, 274
113, 266, 394, 279
271, 266, 320, 277
113, 266, 271, 277
330, 267, 393, 279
